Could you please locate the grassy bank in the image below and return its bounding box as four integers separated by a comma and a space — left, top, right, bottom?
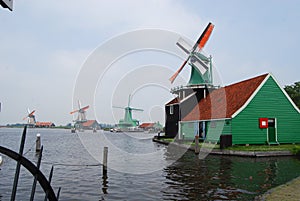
227, 144, 300, 154
255, 176, 300, 201
156, 137, 300, 154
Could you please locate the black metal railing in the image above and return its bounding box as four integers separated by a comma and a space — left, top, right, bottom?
0, 126, 60, 201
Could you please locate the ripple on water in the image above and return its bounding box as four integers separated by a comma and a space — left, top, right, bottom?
1, 128, 300, 200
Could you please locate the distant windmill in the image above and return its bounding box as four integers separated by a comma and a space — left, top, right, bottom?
113, 95, 143, 128
23, 108, 36, 126
70, 100, 89, 123
169, 22, 214, 85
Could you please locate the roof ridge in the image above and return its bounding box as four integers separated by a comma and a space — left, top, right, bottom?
225, 73, 269, 89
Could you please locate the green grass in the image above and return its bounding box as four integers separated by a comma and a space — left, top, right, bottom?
160, 138, 175, 143
291, 145, 300, 155
226, 144, 300, 152
158, 138, 220, 149
157, 138, 300, 153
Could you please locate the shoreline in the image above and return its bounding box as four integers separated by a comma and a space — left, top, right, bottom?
152, 136, 294, 157
153, 136, 300, 200
254, 176, 300, 201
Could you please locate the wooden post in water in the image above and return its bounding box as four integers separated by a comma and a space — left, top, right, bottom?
36, 133, 41, 152
195, 135, 200, 154
103, 147, 108, 176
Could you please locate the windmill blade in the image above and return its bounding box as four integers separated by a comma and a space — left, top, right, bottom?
176, 37, 192, 55
127, 94, 131, 107
23, 109, 35, 120
169, 58, 189, 83
196, 52, 210, 63
29, 110, 35, 116
80, 105, 89, 111
169, 22, 214, 84
190, 55, 209, 74
77, 100, 81, 109
195, 22, 214, 50
130, 108, 144, 111
70, 109, 79, 114
113, 106, 126, 110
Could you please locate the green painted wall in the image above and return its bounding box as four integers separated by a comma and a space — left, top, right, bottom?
206, 121, 223, 142
232, 76, 300, 144
180, 120, 232, 142
181, 122, 195, 140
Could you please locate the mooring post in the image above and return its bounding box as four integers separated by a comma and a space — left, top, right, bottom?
195, 135, 200, 154
36, 133, 41, 152
103, 147, 108, 176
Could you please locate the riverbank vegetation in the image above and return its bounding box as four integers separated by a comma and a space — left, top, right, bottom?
156, 137, 300, 154
227, 144, 300, 153
291, 145, 300, 155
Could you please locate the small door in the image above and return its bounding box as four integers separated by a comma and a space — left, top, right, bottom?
268, 118, 277, 143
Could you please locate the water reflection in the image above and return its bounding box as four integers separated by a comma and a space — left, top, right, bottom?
163, 151, 300, 200
102, 174, 108, 194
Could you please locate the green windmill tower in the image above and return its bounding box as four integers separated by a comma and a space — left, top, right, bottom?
113, 95, 143, 129
165, 22, 216, 138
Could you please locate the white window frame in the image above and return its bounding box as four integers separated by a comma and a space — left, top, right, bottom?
170, 105, 174, 114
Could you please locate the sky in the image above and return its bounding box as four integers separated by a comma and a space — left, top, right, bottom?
0, 0, 299, 126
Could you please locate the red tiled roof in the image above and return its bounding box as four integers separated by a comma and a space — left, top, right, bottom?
35, 122, 54, 126
82, 120, 97, 127
166, 97, 180, 105
139, 123, 155, 128
183, 73, 269, 121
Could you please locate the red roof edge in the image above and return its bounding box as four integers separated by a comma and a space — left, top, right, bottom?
182, 73, 269, 121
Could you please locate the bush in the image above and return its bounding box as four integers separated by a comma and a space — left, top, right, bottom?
291, 145, 300, 155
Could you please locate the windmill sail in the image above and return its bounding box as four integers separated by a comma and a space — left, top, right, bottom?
169, 22, 214, 84
70, 100, 89, 122
23, 109, 36, 125
176, 37, 192, 54
113, 95, 143, 128
197, 22, 214, 49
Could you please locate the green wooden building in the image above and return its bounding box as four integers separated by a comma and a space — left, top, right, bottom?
179, 73, 300, 145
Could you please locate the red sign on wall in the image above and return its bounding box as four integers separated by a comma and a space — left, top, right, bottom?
259, 118, 268, 129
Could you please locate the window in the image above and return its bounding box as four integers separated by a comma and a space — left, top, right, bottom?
170, 105, 174, 114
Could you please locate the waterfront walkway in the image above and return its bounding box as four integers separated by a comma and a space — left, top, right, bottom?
152, 137, 293, 157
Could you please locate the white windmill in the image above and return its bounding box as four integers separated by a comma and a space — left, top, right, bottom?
70, 100, 89, 123
23, 108, 36, 126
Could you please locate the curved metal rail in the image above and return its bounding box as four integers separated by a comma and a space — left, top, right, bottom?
0, 126, 59, 201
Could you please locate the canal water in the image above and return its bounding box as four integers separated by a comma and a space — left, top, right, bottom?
0, 128, 300, 200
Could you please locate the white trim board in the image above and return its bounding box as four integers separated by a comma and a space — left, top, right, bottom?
231, 73, 300, 118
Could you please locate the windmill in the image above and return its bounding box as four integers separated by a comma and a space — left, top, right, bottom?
70, 100, 89, 123
169, 22, 214, 85
23, 108, 36, 126
113, 95, 143, 129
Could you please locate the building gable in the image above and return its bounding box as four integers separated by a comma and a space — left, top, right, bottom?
232, 74, 300, 118
183, 73, 269, 121
232, 75, 300, 144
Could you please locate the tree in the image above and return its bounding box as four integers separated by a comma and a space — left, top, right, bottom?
284, 82, 300, 109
